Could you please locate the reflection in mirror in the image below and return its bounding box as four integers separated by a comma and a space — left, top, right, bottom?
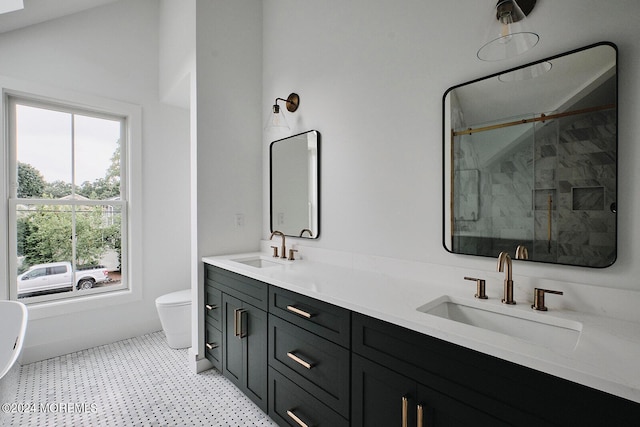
444, 42, 617, 267
270, 130, 320, 239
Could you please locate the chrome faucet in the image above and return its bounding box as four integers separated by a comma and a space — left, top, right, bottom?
270, 230, 286, 259
497, 252, 516, 304
515, 245, 529, 260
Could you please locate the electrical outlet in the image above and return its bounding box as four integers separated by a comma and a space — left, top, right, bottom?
235, 213, 245, 228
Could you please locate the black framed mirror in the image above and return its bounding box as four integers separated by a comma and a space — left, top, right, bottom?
270, 130, 320, 239
443, 42, 617, 267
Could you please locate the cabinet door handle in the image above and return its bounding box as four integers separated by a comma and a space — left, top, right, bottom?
286, 305, 313, 319
402, 396, 409, 427
286, 409, 309, 427
205, 342, 218, 350
234, 309, 247, 338
417, 403, 424, 427
286, 351, 314, 369
205, 304, 218, 310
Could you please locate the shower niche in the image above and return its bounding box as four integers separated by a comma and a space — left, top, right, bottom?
443, 42, 617, 267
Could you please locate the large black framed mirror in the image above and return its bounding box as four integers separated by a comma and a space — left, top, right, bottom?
443, 42, 617, 267
270, 130, 320, 238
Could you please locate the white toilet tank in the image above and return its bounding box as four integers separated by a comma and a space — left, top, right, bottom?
155, 289, 192, 349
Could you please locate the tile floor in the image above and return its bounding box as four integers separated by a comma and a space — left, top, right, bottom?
2, 332, 278, 426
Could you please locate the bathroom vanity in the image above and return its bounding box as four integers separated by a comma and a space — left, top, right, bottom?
204, 266, 268, 412
203, 253, 640, 426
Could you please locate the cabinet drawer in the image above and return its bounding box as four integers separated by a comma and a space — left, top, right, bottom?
204, 324, 222, 371
269, 315, 350, 418
269, 367, 348, 427
205, 286, 222, 330
205, 265, 268, 310
270, 286, 350, 347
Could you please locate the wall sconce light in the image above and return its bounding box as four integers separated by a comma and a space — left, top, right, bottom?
264, 93, 300, 131
477, 0, 539, 61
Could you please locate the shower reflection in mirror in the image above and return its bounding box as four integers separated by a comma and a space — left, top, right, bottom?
444, 43, 617, 267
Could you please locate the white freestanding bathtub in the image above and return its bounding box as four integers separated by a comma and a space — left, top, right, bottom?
0, 300, 28, 380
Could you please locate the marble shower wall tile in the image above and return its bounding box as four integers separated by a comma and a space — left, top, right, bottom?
453, 108, 616, 266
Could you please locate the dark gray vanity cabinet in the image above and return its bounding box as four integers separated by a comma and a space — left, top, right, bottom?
203, 263, 640, 426
204, 265, 268, 412
267, 286, 351, 427
352, 354, 509, 427
352, 313, 640, 427
352, 313, 513, 426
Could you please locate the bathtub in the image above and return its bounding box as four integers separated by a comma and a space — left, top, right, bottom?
0, 300, 27, 380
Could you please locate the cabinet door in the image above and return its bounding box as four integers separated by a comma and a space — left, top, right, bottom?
244, 302, 268, 411
222, 293, 244, 387
353, 354, 509, 427
221, 293, 268, 412
416, 383, 509, 427
352, 354, 416, 427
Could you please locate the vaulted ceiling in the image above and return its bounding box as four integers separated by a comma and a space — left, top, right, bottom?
0, 0, 118, 34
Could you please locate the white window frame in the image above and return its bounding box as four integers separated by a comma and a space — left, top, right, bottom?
1, 78, 142, 319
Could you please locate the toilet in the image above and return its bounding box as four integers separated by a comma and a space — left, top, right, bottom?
155, 289, 192, 349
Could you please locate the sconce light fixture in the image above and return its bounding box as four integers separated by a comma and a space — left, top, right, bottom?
477, 0, 539, 62
264, 93, 300, 131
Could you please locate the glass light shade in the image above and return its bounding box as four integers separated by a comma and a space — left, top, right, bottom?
477, 0, 539, 61
264, 104, 290, 131
498, 61, 552, 82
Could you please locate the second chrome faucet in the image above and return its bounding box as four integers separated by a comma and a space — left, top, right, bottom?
497, 251, 516, 305
270, 230, 287, 259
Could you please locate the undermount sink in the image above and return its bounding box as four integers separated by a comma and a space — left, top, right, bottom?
230, 255, 287, 269
417, 296, 582, 352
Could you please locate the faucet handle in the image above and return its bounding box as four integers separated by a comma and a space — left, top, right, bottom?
270, 246, 279, 258
288, 249, 298, 261
531, 288, 563, 311
464, 276, 488, 299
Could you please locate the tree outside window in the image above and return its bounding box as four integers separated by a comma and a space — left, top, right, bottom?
10, 98, 127, 300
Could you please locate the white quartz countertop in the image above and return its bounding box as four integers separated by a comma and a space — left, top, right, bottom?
203, 252, 640, 404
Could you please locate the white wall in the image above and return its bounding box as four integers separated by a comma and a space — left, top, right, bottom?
0, 0, 191, 362
262, 0, 640, 292
192, 0, 263, 367
159, 0, 195, 109
195, 1, 263, 258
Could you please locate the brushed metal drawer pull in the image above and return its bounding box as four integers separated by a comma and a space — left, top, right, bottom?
417, 403, 424, 427
234, 309, 247, 338
286, 351, 314, 369
205, 304, 218, 310
286, 305, 313, 319
402, 396, 409, 427
286, 409, 309, 427
205, 342, 218, 350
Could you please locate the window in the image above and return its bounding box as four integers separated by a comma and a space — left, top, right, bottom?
8, 95, 128, 303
